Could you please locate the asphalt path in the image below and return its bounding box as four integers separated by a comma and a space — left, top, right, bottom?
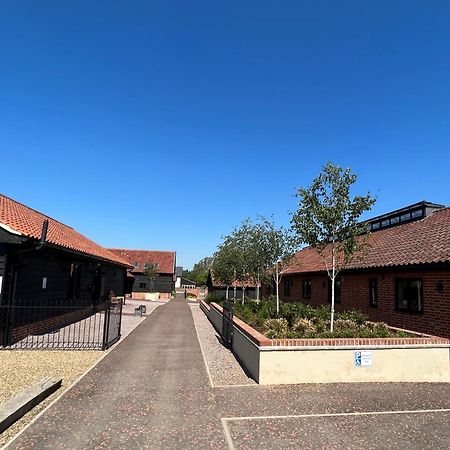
5, 298, 450, 449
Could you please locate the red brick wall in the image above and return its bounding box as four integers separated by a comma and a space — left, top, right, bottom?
8, 307, 93, 344
282, 269, 450, 339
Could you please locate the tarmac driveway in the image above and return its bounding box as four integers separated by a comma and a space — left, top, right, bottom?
4, 298, 450, 449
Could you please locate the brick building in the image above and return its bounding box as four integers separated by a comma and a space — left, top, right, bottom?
279, 201, 450, 339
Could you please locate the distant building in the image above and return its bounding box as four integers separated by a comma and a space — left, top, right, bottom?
174, 267, 197, 290
207, 271, 259, 300
108, 249, 176, 299
279, 201, 450, 339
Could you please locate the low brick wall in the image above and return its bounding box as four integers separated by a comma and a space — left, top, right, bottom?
9, 307, 94, 345
200, 301, 450, 384
132, 292, 171, 300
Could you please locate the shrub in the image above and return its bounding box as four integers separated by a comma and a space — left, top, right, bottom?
311, 317, 329, 334
314, 305, 332, 321
292, 318, 315, 336
337, 309, 367, 325
333, 319, 359, 333
205, 293, 220, 304
264, 318, 289, 339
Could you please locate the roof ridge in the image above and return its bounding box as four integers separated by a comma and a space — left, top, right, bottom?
0, 193, 74, 229
108, 248, 176, 253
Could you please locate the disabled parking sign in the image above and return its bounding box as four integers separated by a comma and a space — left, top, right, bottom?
354, 350, 372, 367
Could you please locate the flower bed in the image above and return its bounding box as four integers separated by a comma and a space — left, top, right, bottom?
200, 300, 450, 384
217, 297, 413, 339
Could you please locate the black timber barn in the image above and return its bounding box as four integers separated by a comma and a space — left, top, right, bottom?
0, 194, 131, 346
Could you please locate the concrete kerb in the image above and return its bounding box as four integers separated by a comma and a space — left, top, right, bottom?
1, 303, 161, 450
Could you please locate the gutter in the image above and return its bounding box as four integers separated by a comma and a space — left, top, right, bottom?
0, 222, 22, 236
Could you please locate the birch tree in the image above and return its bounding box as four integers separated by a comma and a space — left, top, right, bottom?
291, 163, 375, 332
257, 217, 296, 314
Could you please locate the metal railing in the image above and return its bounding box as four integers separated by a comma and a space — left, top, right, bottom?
0, 297, 123, 350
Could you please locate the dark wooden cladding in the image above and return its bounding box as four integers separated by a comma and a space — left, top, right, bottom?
132, 274, 173, 293
8, 248, 126, 306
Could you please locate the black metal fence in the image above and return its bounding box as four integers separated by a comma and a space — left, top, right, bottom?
0, 297, 123, 350
221, 302, 233, 348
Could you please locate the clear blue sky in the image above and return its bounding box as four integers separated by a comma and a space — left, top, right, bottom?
1, 1, 450, 269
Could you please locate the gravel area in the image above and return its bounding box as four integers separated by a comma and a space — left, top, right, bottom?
120, 298, 164, 339
0, 350, 102, 447
0, 299, 162, 447
190, 304, 256, 387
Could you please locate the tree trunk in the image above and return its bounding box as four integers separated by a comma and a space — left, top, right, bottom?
233, 268, 237, 300
256, 271, 260, 302
226, 285, 229, 300
276, 264, 280, 315
330, 251, 336, 332
241, 286, 245, 304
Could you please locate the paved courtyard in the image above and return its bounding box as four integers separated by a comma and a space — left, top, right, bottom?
4, 298, 450, 449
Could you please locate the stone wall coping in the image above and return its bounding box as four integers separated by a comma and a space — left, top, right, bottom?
199, 300, 210, 311
208, 302, 450, 348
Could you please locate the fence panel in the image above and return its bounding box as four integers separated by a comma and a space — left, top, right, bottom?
0, 298, 123, 350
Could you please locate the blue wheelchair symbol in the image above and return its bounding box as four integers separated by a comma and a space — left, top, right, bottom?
354, 351, 362, 367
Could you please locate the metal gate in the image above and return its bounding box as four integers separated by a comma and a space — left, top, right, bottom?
0, 297, 123, 350
221, 302, 233, 348
102, 297, 123, 350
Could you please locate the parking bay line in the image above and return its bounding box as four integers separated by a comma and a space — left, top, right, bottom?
221, 408, 450, 450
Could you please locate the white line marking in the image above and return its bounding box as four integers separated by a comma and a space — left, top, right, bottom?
214, 383, 260, 388
222, 408, 450, 423
221, 418, 236, 450
189, 304, 215, 388
1, 306, 160, 450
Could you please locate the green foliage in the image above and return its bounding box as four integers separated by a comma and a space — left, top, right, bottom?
291, 162, 376, 260
291, 162, 376, 331
144, 263, 159, 292
205, 292, 220, 304
228, 298, 412, 339
264, 318, 289, 339
337, 309, 367, 325
183, 257, 212, 286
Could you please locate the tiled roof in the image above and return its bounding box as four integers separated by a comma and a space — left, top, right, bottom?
0, 194, 131, 267
285, 206, 450, 274
108, 249, 176, 275
210, 273, 260, 288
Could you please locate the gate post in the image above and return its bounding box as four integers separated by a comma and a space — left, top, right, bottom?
221, 302, 233, 349
102, 298, 111, 350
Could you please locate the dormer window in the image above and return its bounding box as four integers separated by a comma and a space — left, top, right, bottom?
133, 261, 140, 268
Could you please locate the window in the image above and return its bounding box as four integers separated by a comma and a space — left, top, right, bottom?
390, 216, 400, 225
68, 263, 82, 299
284, 279, 291, 297
302, 280, 311, 299
328, 279, 341, 304
42, 277, 47, 290
396, 279, 423, 313
381, 219, 390, 227
411, 209, 423, 219
400, 213, 411, 222
139, 282, 147, 289
133, 261, 140, 268
371, 222, 380, 230
369, 279, 378, 307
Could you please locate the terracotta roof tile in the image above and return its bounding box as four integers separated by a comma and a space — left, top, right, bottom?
108, 249, 176, 275
285, 207, 450, 274
0, 194, 131, 267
